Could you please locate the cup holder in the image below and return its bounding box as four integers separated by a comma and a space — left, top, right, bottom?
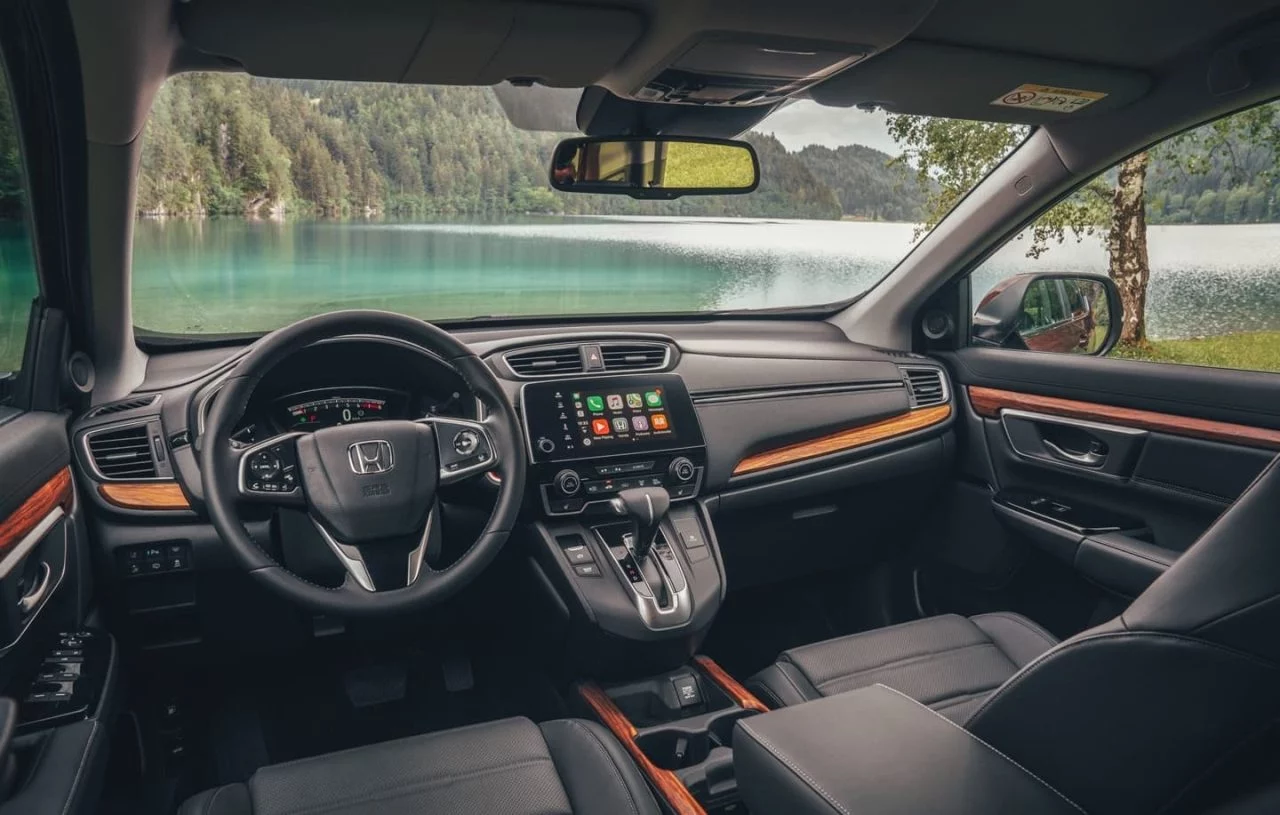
635, 730, 712, 770
634, 708, 758, 770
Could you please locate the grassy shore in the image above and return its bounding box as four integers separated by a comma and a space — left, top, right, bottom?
1113, 331, 1280, 372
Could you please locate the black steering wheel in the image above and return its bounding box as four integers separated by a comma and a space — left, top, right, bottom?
199, 310, 526, 616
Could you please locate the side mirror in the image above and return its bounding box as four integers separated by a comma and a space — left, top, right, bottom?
973, 273, 1121, 355
548, 136, 759, 199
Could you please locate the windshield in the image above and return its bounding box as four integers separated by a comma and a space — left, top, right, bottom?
131, 77, 1023, 335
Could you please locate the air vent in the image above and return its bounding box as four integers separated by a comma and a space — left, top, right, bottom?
86, 394, 159, 418
901, 366, 948, 408
85, 424, 159, 480
601, 342, 669, 372
505, 346, 586, 378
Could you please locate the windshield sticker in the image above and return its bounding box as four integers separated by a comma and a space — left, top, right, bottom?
991, 84, 1106, 114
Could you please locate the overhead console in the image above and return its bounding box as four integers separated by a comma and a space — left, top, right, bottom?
633, 35, 869, 107
523, 373, 706, 517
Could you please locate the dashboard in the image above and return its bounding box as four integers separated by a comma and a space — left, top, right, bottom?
221, 339, 478, 446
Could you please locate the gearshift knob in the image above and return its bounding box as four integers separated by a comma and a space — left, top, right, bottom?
610, 487, 671, 561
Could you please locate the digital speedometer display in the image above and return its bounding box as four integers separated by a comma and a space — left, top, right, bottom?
275, 388, 410, 430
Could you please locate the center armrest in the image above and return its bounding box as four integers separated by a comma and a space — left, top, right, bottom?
732, 684, 1083, 815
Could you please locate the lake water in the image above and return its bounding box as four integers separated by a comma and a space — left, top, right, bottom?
2, 218, 1277, 370
129, 217, 1280, 341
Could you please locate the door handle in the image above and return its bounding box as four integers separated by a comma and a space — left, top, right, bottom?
18, 562, 52, 616
1043, 439, 1106, 468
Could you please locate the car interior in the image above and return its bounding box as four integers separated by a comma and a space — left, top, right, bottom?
2, 0, 1280, 813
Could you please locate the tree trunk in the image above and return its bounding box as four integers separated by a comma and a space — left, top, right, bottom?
1107, 152, 1150, 345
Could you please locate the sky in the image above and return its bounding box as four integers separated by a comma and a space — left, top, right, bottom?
754, 101, 900, 154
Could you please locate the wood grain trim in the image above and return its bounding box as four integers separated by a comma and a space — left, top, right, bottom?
967, 386, 1280, 450
98, 481, 191, 511
0, 467, 74, 557
692, 655, 769, 714
577, 683, 707, 815
732, 403, 953, 476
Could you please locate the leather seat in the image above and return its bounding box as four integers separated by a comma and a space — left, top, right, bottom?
743, 456, 1280, 815
749, 611, 1058, 721
178, 716, 659, 815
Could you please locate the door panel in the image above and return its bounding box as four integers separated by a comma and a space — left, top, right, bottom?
929, 347, 1280, 621
0, 412, 78, 679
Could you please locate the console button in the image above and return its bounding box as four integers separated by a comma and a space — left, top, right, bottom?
671, 484, 696, 499
674, 519, 705, 549
564, 545, 594, 566
574, 563, 602, 578
548, 497, 584, 515
672, 674, 702, 708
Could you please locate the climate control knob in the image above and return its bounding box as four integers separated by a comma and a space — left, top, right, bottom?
669, 457, 696, 483
554, 469, 582, 496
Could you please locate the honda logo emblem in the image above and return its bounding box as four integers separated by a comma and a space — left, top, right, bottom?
348, 440, 394, 475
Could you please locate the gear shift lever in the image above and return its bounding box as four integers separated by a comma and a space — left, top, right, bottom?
610, 487, 671, 563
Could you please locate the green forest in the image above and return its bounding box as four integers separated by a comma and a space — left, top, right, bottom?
0, 73, 1276, 223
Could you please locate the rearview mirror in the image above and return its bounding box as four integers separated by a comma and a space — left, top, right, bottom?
972, 273, 1121, 355
549, 136, 759, 199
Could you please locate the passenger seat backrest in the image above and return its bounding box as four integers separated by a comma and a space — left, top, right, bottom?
964, 455, 1280, 815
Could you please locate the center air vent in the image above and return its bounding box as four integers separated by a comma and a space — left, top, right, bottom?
601, 342, 669, 372
503, 340, 674, 378
505, 345, 586, 378
85, 422, 161, 480
901, 366, 948, 408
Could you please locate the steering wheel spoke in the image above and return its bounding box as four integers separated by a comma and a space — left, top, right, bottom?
236, 432, 307, 506
420, 416, 500, 485
310, 503, 439, 593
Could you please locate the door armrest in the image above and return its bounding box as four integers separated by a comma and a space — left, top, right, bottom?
733, 684, 1083, 815
1075, 532, 1177, 597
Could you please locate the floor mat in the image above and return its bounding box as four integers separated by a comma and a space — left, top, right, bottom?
192, 644, 567, 778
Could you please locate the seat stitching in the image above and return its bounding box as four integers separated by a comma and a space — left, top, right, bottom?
783, 614, 965, 659
738, 723, 851, 815
774, 660, 816, 701
972, 612, 1058, 651
203, 785, 225, 815
875, 685, 1086, 814
262, 757, 558, 815
563, 720, 641, 815
812, 642, 1001, 690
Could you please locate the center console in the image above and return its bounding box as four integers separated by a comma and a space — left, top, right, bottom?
521, 373, 707, 516
520, 373, 724, 659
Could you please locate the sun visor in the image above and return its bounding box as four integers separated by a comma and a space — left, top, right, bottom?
401, 3, 643, 87
809, 41, 1151, 124
178, 0, 643, 87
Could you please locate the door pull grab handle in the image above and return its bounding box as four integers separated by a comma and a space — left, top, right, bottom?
1043, 440, 1105, 467
18, 562, 52, 616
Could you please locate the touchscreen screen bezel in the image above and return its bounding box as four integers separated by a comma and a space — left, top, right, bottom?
521, 373, 704, 463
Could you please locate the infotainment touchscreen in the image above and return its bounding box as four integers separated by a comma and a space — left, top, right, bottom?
522, 373, 703, 462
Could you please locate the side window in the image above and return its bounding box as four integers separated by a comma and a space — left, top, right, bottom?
969, 99, 1280, 372
0, 64, 38, 388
